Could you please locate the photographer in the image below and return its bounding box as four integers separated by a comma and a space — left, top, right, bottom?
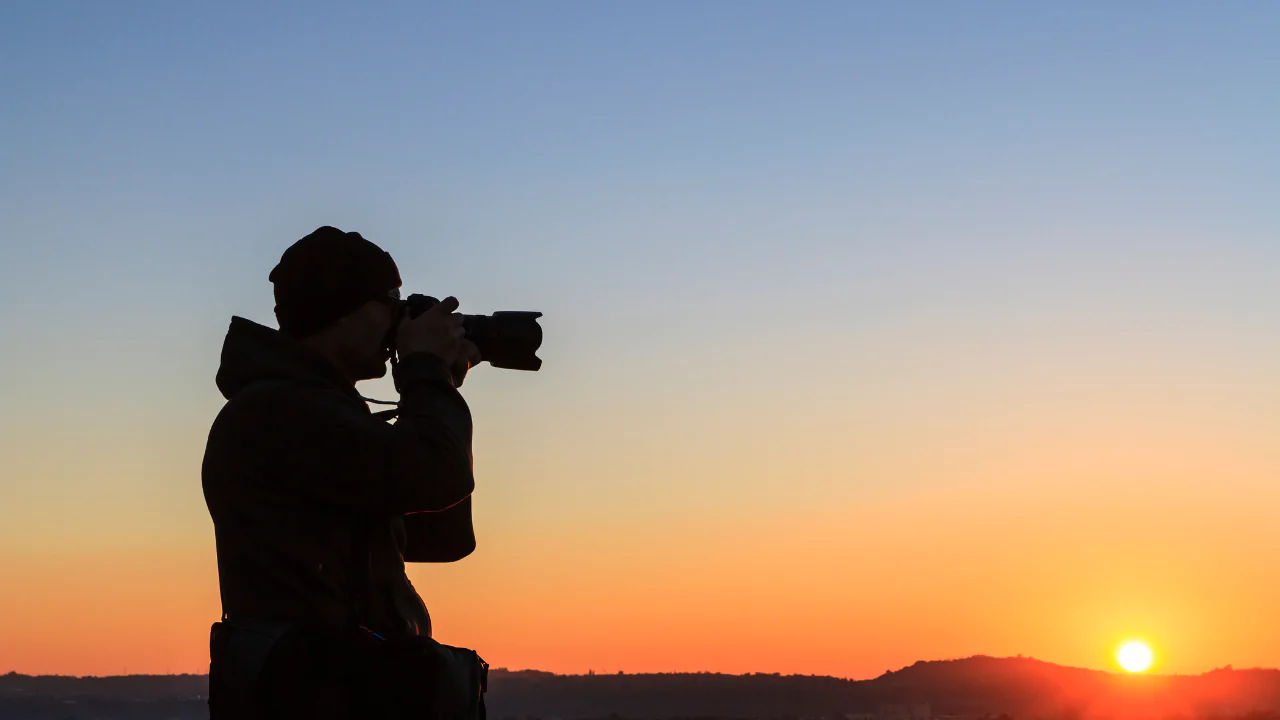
202, 226, 486, 719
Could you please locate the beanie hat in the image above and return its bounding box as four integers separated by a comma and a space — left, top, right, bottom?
269, 226, 402, 338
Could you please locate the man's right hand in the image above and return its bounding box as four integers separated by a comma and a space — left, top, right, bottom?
396, 296, 476, 368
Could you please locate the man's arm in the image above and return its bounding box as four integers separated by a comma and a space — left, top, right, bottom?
402, 497, 476, 562
229, 352, 474, 515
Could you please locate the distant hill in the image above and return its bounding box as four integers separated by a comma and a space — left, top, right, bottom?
481, 658, 1280, 719
5, 656, 1280, 719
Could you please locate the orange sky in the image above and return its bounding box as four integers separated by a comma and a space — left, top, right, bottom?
4, 416, 1279, 678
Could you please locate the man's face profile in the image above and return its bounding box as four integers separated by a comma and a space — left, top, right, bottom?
333, 290, 401, 382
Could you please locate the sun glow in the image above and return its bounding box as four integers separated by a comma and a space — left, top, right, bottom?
1118, 641, 1154, 673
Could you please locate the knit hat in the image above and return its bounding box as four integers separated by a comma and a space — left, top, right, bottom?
269, 226, 402, 338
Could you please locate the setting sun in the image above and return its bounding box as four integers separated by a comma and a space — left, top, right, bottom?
1118, 641, 1154, 673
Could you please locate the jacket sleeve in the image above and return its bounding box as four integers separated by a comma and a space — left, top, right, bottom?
236, 352, 475, 516
402, 497, 476, 563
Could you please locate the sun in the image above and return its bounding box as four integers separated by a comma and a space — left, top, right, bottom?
1117, 640, 1154, 673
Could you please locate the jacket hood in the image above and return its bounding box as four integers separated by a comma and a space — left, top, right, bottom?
215, 317, 356, 400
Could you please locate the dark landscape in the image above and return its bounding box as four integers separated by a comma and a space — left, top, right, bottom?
5, 656, 1280, 720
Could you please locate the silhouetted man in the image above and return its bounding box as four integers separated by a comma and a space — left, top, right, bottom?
202, 226, 483, 718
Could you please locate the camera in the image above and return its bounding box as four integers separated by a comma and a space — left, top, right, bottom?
386, 294, 543, 371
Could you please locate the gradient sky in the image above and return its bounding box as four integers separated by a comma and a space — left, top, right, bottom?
1, 1, 1277, 678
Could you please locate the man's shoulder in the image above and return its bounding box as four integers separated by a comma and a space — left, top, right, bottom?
204, 377, 372, 471
216, 378, 296, 420
219, 377, 370, 426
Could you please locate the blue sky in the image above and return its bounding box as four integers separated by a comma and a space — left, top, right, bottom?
1, 1, 1279, 675
3, 0, 1277, 533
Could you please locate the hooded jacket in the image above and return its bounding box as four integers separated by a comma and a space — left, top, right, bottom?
202, 317, 476, 638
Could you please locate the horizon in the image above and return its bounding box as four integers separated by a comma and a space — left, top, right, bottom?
2, 652, 1271, 682
2, 1, 1278, 681
11, 654, 1280, 720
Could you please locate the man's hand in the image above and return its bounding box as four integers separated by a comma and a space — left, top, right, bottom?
396, 296, 483, 387
396, 297, 462, 359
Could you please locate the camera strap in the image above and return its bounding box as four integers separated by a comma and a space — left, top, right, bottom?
360, 394, 401, 422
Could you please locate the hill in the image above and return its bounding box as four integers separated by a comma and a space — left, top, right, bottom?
5, 656, 1280, 719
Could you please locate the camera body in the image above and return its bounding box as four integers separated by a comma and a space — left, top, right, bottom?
389, 294, 543, 372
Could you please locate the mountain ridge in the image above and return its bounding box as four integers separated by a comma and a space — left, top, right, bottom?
4, 655, 1280, 719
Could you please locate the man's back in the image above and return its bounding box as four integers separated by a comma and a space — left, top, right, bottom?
205, 316, 380, 630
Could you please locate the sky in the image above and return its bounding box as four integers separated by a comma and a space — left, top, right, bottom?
1, 1, 1277, 679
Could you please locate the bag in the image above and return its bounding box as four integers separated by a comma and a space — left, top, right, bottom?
360, 631, 489, 719
208, 618, 302, 719
413, 637, 488, 719
212, 619, 489, 719
346, 515, 488, 718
